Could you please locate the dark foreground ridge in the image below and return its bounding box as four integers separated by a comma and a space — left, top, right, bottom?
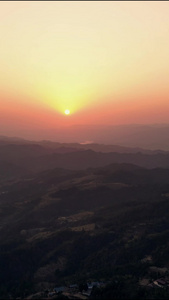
1, 137, 169, 299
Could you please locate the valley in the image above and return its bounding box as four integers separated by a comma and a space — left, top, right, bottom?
1, 138, 169, 298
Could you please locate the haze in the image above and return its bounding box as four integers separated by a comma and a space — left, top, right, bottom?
1, 1, 169, 142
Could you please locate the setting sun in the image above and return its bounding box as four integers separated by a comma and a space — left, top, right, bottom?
65, 109, 70, 115
1, 1, 169, 136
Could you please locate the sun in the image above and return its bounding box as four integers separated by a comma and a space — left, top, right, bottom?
65, 109, 70, 115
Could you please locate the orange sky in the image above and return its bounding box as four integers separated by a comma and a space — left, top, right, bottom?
1, 1, 169, 139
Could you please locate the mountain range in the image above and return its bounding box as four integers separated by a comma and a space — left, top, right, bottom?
1, 135, 169, 299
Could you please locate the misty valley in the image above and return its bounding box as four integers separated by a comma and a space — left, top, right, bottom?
0, 136, 169, 299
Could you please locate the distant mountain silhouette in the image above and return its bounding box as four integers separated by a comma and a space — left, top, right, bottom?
63, 124, 169, 150
12, 123, 169, 150
1, 136, 169, 174
27, 150, 169, 171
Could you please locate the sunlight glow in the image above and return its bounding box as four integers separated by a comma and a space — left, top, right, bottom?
1, 2, 169, 128
65, 109, 70, 115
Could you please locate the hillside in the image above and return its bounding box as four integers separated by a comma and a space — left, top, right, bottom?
1, 163, 169, 298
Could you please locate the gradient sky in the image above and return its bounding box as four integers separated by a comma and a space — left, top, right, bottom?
1, 1, 169, 139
